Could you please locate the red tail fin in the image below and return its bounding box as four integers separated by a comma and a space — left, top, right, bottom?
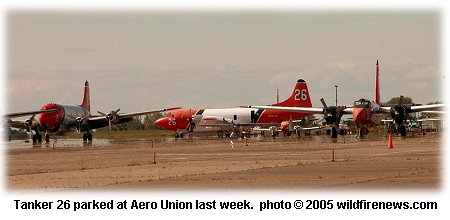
272, 79, 313, 108
80, 80, 90, 113
374, 60, 380, 105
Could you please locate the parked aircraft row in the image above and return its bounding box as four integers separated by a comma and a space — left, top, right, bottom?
243, 60, 446, 138
154, 78, 314, 138
4, 81, 180, 143
4, 61, 446, 143
155, 61, 445, 138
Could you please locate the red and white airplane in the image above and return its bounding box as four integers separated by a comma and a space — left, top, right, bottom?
245, 60, 446, 138
4, 81, 180, 143
154, 79, 314, 138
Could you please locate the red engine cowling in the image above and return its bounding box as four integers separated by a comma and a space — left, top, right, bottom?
38, 103, 64, 132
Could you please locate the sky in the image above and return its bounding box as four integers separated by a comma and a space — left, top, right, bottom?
2, 3, 444, 118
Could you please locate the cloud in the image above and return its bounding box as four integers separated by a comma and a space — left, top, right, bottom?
269, 68, 318, 86
390, 58, 417, 72
325, 60, 359, 71
406, 64, 439, 80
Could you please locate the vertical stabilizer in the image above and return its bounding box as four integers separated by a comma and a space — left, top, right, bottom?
272, 79, 313, 108
374, 60, 380, 105
80, 80, 90, 113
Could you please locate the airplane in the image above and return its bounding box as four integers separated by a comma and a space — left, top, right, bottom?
4, 80, 181, 143
154, 79, 315, 138
244, 60, 446, 138
252, 120, 330, 139
383, 111, 444, 135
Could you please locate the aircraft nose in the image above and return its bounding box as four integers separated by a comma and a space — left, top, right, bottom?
353, 108, 370, 124
154, 117, 168, 128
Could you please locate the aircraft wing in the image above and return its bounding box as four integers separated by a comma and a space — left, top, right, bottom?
300, 125, 330, 130
246, 105, 354, 115
251, 127, 279, 132
103, 107, 181, 119
382, 117, 442, 123
379, 103, 446, 113
421, 111, 448, 114
415, 118, 443, 122
87, 107, 181, 130
3, 109, 59, 118
252, 125, 328, 132
6, 119, 29, 129
409, 104, 447, 112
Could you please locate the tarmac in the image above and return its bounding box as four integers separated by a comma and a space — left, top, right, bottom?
4, 134, 442, 192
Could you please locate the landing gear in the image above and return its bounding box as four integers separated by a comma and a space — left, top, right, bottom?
295, 128, 301, 138
174, 132, 185, 139
45, 132, 50, 143
399, 124, 407, 137
82, 132, 92, 142
331, 126, 338, 138
357, 125, 368, 139
389, 124, 407, 137
32, 133, 42, 143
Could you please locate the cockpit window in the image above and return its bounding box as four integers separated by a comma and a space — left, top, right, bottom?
353, 99, 371, 107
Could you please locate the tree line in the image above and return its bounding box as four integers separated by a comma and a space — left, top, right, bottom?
96, 112, 165, 131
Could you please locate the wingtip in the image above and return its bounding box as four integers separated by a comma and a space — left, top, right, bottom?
165, 107, 182, 111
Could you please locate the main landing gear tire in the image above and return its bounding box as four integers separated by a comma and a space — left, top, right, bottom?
174, 132, 185, 139
45, 133, 50, 143
83, 133, 92, 142
331, 127, 338, 138
399, 124, 407, 137
32, 134, 42, 143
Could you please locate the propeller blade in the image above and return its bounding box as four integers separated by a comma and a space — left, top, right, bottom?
398, 95, 404, 106
28, 125, 33, 141
97, 111, 106, 116
320, 98, 328, 109
28, 115, 36, 141
109, 120, 112, 131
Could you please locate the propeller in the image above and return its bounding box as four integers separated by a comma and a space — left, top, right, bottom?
320, 98, 346, 126
98, 109, 120, 131
186, 109, 198, 132
23, 114, 36, 140
75, 116, 90, 134
390, 95, 408, 125
320, 98, 347, 137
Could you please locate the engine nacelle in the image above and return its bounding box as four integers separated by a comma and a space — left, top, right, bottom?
23, 118, 39, 131
106, 112, 120, 123
75, 116, 90, 133
390, 105, 407, 124
191, 114, 203, 123
76, 116, 89, 126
